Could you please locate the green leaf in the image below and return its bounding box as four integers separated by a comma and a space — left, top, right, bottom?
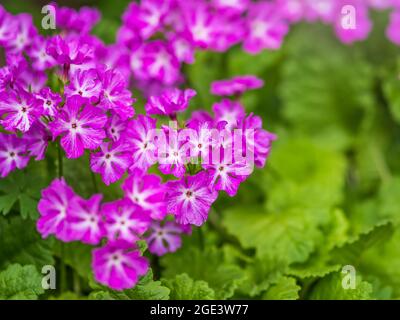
223, 206, 322, 265
161, 244, 245, 299
0, 264, 44, 300
331, 222, 394, 265
89, 269, 170, 300
0, 194, 19, 215
309, 271, 372, 300
263, 276, 301, 300
0, 216, 54, 269
162, 274, 215, 300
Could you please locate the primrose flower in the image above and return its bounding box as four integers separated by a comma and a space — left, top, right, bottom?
27, 36, 56, 71
103, 200, 151, 244
0, 88, 41, 133
35, 87, 62, 117
0, 133, 29, 177
387, 9, 400, 45
90, 140, 132, 186
37, 178, 76, 241
212, 99, 246, 130
122, 168, 168, 220
49, 96, 107, 159
65, 68, 102, 103
243, 2, 289, 53
23, 121, 52, 161
92, 240, 149, 291
211, 75, 264, 97
67, 194, 105, 245
146, 220, 192, 256
105, 113, 128, 142
47, 35, 94, 65
145, 88, 196, 117
98, 68, 135, 120
125, 115, 158, 172
166, 171, 218, 226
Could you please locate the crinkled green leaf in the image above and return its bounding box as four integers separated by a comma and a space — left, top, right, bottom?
0, 264, 44, 300
162, 274, 215, 300
263, 276, 301, 300
89, 269, 170, 300
309, 271, 372, 300
0, 216, 54, 269
161, 244, 245, 299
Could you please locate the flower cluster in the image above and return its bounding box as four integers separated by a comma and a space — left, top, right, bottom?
0, 0, 398, 291
117, 0, 400, 92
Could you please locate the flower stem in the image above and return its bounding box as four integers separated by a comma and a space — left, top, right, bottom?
57, 143, 63, 178
197, 227, 205, 250
90, 170, 98, 193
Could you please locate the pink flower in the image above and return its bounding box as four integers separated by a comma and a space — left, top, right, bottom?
67, 194, 105, 245
23, 121, 52, 161
211, 75, 264, 97
105, 113, 128, 142
98, 69, 135, 120
27, 36, 56, 71
65, 68, 102, 103
122, 168, 168, 220
90, 141, 132, 186
47, 35, 94, 65
49, 96, 107, 159
304, 0, 337, 23
0, 89, 41, 132
141, 41, 180, 85
0, 6, 17, 47
37, 178, 76, 241
145, 88, 196, 117
103, 200, 151, 244
277, 0, 306, 23
166, 171, 218, 226
35, 87, 62, 117
92, 240, 149, 291
333, 0, 372, 44
6, 13, 37, 53
146, 220, 191, 256
240, 113, 277, 168
125, 115, 157, 171
55, 5, 100, 34
0, 133, 29, 177
387, 10, 400, 45
212, 99, 246, 130
243, 2, 289, 54
211, 0, 249, 14
204, 161, 249, 197
170, 35, 195, 64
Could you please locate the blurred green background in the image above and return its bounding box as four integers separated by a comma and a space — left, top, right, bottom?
1, 0, 400, 300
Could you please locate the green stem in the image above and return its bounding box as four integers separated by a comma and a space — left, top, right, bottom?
197, 227, 205, 250
91, 170, 98, 193
73, 272, 81, 296
57, 143, 63, 178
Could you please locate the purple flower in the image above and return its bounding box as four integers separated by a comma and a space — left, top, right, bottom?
103, 200, 151, 244
211, 75, 264, 97
27, 36, 56, 71
65, 68, 102, 103
67, 194, 105, 245
0, 133, 29, 177
141, 41, 180, 85
49, 96, 107, 159
240, 113, 277, 168
243, 2, 289, 53
92, 240, 149, 291
23, 121, 52, 161
211, 0, 249, 14
145, 88, 196, 117
304, 0, 337, 23
166, 171, 218, 226
0, 6, 17, 47
37, 178, 76, 241
55, 5, 101, 34
333, 0, 372, 44
90, 141, 132, 186
204, 161, 249, 197
35, 87, 62, 117
98, 68, 135, 120
122, 168, 168, 220
276, 0, 306, 23
0, 89, 41, 132
387, 9, 400, 45
125, 115, 157, 172
146, 220, 191, 256
6, 13, 37, 53
212, 99, 246, 130
170, 35, 195, 64
47, 35, 94, 65
105, 113, 128, 142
